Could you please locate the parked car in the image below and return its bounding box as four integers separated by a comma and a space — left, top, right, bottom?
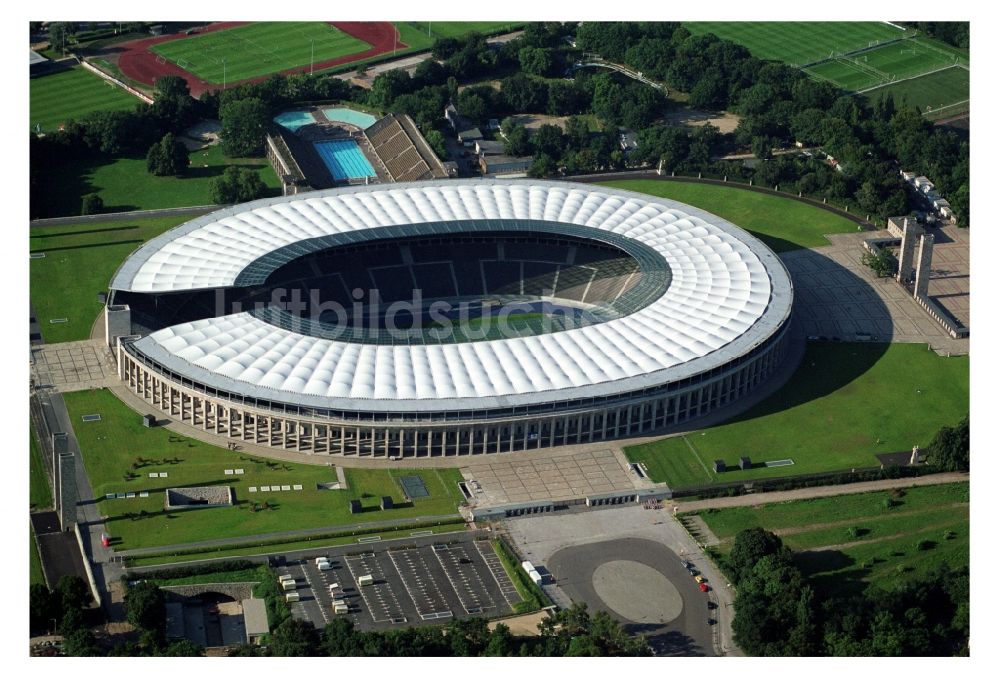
695, 575, 706, 584
699, 583, 710, 593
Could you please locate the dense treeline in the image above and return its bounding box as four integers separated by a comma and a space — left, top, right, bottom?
905, 22, 970, 50
728, 528, 969, 656
572, 22, 969, 225
238, 603, 651, 657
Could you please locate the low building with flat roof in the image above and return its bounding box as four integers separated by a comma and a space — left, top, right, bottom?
243, 598, 269, 644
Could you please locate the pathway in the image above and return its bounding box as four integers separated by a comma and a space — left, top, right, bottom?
672, 472, 968, 514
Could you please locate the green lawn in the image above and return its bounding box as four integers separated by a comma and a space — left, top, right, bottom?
129, 523, 468, 567
863, 66, 969, 118
151, 22, 370, 84
32, 143, 281, 219
30, 66, 141, 133
64, 389, 466, 550
599, 179, 859, 252
683, 22, 904, 66
30, 530, 46, 587
695, 482, 968, 593
625, 343, 968, 489
30, 215, 190, 343
30, 429, 53, 511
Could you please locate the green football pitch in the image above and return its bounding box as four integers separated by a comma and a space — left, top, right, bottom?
150, 22, 371, 84
863, 66, 969, 118
806, 37, 965, 91
30, 66, 140, 133
684, 22, 904, 66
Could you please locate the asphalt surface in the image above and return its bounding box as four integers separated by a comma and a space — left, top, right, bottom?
267, 534, 517, 632
547, 537, 714, 656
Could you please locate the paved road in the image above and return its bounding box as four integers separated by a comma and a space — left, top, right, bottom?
503, 505, 741, 656
673, 472, 969, 514
30, 204, 219, 227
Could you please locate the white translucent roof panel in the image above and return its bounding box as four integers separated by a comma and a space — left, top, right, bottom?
122, 180, 793, 411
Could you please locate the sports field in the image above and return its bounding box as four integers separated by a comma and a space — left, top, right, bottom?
599, 179, 859, 252
32, 142, 281, 219
625, 343, 968, 489
30, 216, 190, 343
805, 37, 966, 92
65, 388, 466, 550
864, 66, 969, 119
150, 22, 371, 84
683, 22, 904, 67
30, 66, 140, 133
694, 482, 968, 592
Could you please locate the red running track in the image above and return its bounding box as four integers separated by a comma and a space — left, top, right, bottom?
117, 22, 405, 98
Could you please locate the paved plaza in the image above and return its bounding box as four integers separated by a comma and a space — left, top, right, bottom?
781, 229, 968, 354
461, 448, 642, 507
924, 225, 970, 331
30, 339, 116, 392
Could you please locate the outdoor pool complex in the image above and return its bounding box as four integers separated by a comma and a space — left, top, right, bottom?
322, 107, 377, 129
314, 139, 377, 181
273, 110, 314, 132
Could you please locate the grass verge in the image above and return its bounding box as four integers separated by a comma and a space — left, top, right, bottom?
599, 179, 860, 252
625, 343, 968, 489
30, 215, 190, 342
30, 428, 53, 511
491, 537, 548, 613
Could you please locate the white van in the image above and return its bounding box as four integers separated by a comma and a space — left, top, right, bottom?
285, 592, 300, 602
315, 556, 330, 567
328, 582, 341, 593
281, 579, 297, 591
278, 574, 293, 582
318, 561, 333, 571
357, 574, 374, 586
333, 602, 349, 615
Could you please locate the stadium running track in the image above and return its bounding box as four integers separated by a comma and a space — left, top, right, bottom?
116, 22, 404, 97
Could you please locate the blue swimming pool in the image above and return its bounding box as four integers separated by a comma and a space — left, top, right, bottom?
313, 139, 377, 181
321, 107, 377, 130
273, 110, 315, 132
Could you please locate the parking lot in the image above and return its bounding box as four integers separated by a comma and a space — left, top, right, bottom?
273, 536, 522, 631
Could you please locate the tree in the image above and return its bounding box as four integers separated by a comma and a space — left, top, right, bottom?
368, 70, 413, 110
925, 416, 969, 471
500, 74, 548, 114
270, 618, 319, 656
503, 124, 531, 157
80, 193, 103, 215
48, 22, 75, 55
63, 627, 101, 656
861, 246, 895, 278
484, 623, 515, 656
730, 527, 787, 581
154, 75, 190, 101
57, 575, 90, 612
220, 97, 269, 157
124, 581, 165, 634
423, 129, 448, 160
30, 583, 59, 635
531, 124, 565, 158
146, 133, 189, 176
211, 166, 267, 204
518, 46, 554, 77
160, 639, 204, 656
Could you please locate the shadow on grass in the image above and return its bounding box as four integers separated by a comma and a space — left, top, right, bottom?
30, 225, 140, 239
794, 549, 868, 598
33, 239, 144, 253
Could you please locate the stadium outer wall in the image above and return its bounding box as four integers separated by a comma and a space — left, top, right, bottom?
113, 320, 791, 458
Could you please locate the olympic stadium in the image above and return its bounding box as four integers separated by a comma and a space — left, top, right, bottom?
105, 179, 793, 458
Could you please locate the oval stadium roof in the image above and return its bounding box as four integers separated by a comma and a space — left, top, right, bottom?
116, 180, 793, 412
